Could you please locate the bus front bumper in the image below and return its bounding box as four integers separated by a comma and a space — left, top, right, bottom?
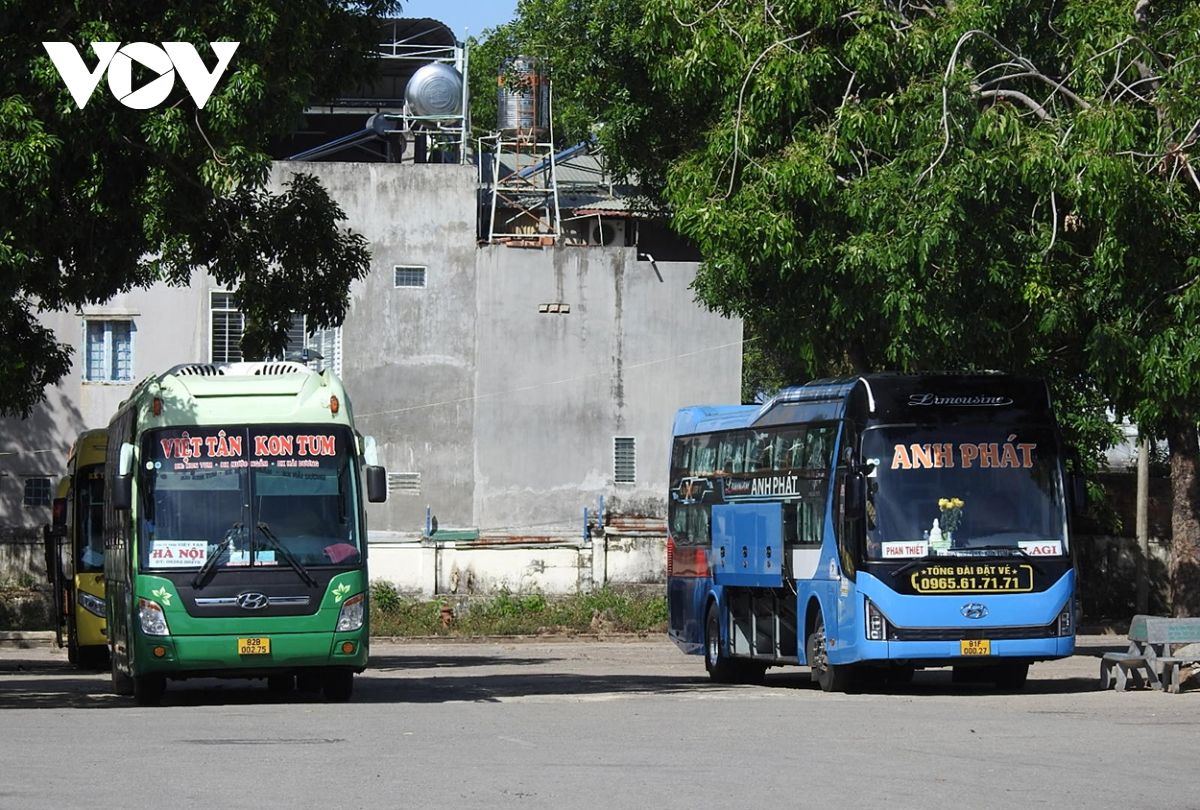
851, 634, 1074, 665
133, 630, 368, 677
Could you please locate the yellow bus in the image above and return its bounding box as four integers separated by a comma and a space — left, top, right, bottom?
44, 429, 109, 668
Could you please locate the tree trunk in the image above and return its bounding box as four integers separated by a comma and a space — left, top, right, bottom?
1166, 419, 1200, 616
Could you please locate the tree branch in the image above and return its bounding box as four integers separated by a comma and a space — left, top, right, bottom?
978, 88, 1052, 121
724, 30, 814, 198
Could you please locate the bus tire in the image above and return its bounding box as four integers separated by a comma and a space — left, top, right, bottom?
704, 603, 739, 684
111, 653, 133, 697
78, 646, 108, 671
66, 623, 79, 666
806, 613, 852, 693
133, 674, 165, 706
323, 671, 354, 702
268, 674, 295, 695
993, 662, 1029, 691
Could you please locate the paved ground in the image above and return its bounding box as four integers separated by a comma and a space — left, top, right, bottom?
0, 635, 1197, 809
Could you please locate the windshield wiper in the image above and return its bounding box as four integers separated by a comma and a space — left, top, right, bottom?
968, 544, 1046, 574
890, 550, 941, 578
192, 522, 242, 590
255, 522, 318, 587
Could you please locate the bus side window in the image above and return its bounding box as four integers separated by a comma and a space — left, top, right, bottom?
748, 431, 772, 472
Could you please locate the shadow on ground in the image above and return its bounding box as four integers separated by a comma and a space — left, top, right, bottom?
0, 644, 1162, 710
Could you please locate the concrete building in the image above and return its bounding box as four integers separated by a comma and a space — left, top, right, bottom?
0, 20, 743, 594
0, 159, 741, 592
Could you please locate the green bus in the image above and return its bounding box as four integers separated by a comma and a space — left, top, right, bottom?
104, 361, 386, 705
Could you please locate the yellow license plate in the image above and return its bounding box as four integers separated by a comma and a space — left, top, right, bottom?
237, 637, 270, 655
960, 639, 991, 656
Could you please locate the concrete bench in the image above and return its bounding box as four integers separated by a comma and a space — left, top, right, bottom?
1100, 652, 1157, 691
1102, 616, 1200, 693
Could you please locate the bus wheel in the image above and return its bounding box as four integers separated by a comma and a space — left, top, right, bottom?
993, 663, 1029, 691
704, 604, 738, 684
111, 653, 133, 697
323, 671, 354, 702
704, 605, 766, 684
78, 646, 107, 671
296, 673, 322, 693
133, 674, 165, 707
267, 674, 295, 696
806, 614, 851, 693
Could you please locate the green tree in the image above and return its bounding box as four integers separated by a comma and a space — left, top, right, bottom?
0, 0, 397, 415
468, 0, 710, 195
641, 0, 1200, 613
491, 0, 1200, 612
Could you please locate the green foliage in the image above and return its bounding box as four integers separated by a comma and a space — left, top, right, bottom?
369, 587, 668, 637
468, 0, 706, 193
493, 0, 1200, 607
0, 0, 397, 414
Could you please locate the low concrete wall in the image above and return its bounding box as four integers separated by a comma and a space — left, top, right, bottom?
0, 540, 47, 586
367, 532, 666, 597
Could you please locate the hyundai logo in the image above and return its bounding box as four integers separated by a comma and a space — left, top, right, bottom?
235, 592, 269, 611
961, 602, 988, 620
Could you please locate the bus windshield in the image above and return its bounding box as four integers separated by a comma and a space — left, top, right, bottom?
77, 465, 105, 572
138, 425, 362, 571
862, 424, 1067, 560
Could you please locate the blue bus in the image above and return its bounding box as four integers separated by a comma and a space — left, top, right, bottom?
667, 374, 1080, 691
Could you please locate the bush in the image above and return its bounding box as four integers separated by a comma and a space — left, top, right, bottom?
368, 586, 666, 637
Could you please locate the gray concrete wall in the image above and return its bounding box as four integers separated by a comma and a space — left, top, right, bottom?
472, 246, 742, 533
276, 163, 482, 535
293, 161, 742, 537
2, 160, 744, 601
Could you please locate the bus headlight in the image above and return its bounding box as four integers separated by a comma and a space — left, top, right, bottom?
78, 591, 106, 618
138, 598, 170, 636
336, 593, 365, 632
1056, 601, 1074, 637
866, 597, 891, 641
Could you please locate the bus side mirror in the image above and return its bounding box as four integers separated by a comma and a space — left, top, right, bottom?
118, 442, 135, 476
111, 476, 132, 511
112, 442, 135, 511
366, 465, 387, 503
51, 496, 67, 529
845, 473, 866, 514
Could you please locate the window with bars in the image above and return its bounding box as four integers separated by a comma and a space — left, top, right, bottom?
83, 319, 134, 382
23, 477, 51, 507
210, 292, 245, 363
614, 437, 637, 484
307, 325, 343, 376
210, 292, 335, 371
394, 265, 427, 288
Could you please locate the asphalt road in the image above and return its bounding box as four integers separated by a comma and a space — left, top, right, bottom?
0, 635, 1196, 810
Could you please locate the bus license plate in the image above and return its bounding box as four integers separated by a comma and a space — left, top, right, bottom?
960, 639, 990, 656
238, 637, 270, 655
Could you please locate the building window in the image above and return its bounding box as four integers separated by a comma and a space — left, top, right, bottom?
394, 265, 427, 288
211, 292, 245, 363
614, 437, 636, 484
23, 477, 51, 507
211, 292, 313, 366
83, 319, 134, 382
307, 325, 343, 376
388, 472, 421, 495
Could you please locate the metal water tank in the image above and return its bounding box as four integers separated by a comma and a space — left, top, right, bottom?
404, 62, 464, 119
497, 56, 549, 137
